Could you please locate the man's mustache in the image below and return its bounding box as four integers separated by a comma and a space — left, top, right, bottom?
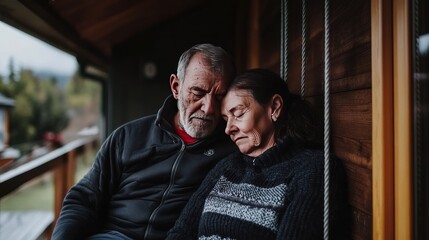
190, 112, 214, 121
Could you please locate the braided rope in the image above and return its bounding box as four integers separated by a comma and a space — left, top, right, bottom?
323, 0, 331, 239
280, 0, 284, 80
280, 0, 288, 82
301, 0, 307, 98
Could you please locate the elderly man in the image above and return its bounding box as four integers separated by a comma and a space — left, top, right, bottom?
52, 43, 237, 240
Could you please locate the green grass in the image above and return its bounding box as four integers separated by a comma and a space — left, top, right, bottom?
0, 150, 95, 211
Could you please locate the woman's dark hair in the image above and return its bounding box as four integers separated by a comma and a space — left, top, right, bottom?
230, 68, 321, 148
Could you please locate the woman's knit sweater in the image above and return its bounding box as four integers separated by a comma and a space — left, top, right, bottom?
167, 139, 348, 240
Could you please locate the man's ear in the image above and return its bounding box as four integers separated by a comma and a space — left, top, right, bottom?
170, 74, 180, 99
270, 94, 283, 117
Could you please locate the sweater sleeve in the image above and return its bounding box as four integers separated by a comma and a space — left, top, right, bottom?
166, 157, 229, 240
52, 131, 122, 240
276, 152, 347, 240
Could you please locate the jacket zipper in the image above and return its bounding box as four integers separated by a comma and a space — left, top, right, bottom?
143, 140, 186, 239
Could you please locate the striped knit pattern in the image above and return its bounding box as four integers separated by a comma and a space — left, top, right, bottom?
199, 176, 287, 239
199, 236, 235, 240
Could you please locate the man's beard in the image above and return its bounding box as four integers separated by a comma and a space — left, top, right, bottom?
177, 96, 216, 138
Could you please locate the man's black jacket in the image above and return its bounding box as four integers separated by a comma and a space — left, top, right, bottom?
52, 95, 236, 239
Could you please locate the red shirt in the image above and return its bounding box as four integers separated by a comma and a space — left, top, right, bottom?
174, 127, 197, 144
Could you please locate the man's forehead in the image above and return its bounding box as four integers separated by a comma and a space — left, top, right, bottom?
188, 79, 227, 92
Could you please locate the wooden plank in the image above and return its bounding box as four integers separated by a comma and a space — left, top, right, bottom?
54, 156, 68, 222
53, 149, 77, 222
48, 0, 207, 54
287, 42, 372, 96
80, 0, 204, 47
259, 0, 279, 71
306, 89, 372, 142
371, 0, 395, 239
350, 206, 373, 240
333, 136, 371, 169
393, 0, 413, 238
343, 161, 372, 214
11, 0, 109, 69
0, 137, 95, 198
330, 89, 372, 140
283, 0, 371, 96
0, 211, 53, 240
286, 0, 370, 57
247, 0, 260, 68
328, 0, 371, 58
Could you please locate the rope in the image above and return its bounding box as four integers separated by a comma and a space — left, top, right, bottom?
301, 0, 307, 98
323, 0, 331, 239
280, 0, 284, 79
280, 0, 288, 82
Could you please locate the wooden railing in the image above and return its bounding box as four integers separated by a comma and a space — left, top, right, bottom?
0, 136, 99, 239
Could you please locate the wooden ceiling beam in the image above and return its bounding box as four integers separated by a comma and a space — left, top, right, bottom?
78, 0, 205, 46
1, 0, 110, 70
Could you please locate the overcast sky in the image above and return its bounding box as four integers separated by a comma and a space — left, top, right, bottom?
0, 21, 77, 77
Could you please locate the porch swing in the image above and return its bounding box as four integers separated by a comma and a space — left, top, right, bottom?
281, 0, 332, 239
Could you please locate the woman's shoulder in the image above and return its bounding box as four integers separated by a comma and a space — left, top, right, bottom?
286, 148, 344, 181
289, 148, 324, 165
276, 148, 326, 178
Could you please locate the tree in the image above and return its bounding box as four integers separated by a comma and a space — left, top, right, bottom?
0, 74, 12, 97
65, 72, 101, 114
8, 69, 69, 145
3, 66, 101, 147
8, 57, 16, 83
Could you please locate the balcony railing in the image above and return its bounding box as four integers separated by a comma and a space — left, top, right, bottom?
0, 136, 99, 240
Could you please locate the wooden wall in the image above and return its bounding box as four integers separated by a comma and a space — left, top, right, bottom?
241, 0, 372, 239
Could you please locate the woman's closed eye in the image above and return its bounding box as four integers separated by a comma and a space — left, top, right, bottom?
221, 112, 244, 122
233, 112, 245, 120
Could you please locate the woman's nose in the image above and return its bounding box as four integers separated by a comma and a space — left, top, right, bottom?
225, 119, 237, 135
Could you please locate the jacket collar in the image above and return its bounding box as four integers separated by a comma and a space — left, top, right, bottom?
155, 95, 177, 131
241, 137, 303, 167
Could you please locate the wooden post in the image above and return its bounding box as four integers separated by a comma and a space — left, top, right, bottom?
393, 0, 413, 238
52, 149, 77, 228
371, 0, 394, 239
66, 150, 77, 189
53, 155, 67, 221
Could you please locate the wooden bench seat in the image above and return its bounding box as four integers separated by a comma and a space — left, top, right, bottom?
0, 211, 53, 240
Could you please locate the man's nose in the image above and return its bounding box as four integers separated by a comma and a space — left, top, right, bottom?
201, 95, 216, 115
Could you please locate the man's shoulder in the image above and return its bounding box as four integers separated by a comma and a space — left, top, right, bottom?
107, 114, 159, 141
118, 114, 158, 131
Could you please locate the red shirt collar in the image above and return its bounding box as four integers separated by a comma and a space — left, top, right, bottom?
174, 127, 198, 144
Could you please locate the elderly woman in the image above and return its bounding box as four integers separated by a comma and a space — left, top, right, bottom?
167, 68, 348, 240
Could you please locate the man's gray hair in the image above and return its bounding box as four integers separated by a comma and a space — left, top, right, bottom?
176, 43, 235, 83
